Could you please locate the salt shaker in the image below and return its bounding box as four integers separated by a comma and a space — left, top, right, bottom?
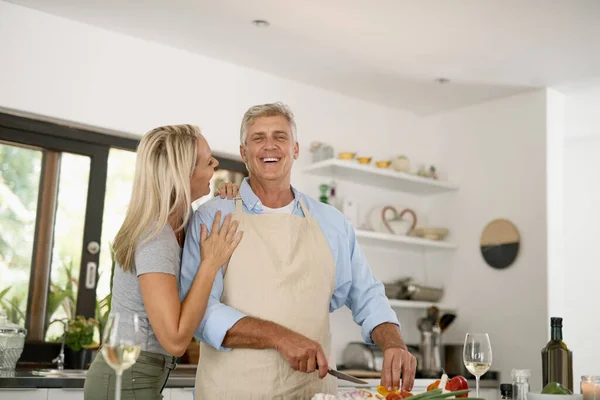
512, 369, 531, 400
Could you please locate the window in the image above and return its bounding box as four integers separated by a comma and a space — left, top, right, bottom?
0, 113, 247, 363
0, 142, 42, 328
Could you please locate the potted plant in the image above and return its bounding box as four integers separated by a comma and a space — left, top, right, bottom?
64, 315, 100, 369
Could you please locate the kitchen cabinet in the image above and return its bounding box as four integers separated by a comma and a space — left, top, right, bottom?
48, 388, 84, 400
0, 388, 48, 400
169, 387, 194, 400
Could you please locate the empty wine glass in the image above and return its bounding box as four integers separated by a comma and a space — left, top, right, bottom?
101, 312, 142, 400
463, 333, 493, 398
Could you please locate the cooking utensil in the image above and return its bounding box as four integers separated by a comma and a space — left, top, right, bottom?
342, 342, 384, 371
418, 307, 443, 378
384, 278, 445, 302
327, 368, 369, 384
444, 344, 469, 377
439, 313, 456, 332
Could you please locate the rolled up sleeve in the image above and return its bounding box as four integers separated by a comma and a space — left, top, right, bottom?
344, 221, 400, 344
179, 207, 246, 350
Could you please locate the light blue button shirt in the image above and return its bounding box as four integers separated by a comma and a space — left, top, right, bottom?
179, 178, 400, 351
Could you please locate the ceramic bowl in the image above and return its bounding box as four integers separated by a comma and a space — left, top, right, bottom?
413, 227, 449, 241
356, 157, 372, 164
528, 393, 582, 400
375, 160, 391, 168
338, 152, 356, 160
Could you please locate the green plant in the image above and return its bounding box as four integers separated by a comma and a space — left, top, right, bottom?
65, 315, 100, 351
0, 286, 26, 326
47, 259, 77, 325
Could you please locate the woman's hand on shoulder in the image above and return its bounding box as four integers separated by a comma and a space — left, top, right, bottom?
200, 210, 243, 272
214, 181, 239, 199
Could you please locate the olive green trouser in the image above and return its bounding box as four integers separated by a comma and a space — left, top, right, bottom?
83, 349, 177, 400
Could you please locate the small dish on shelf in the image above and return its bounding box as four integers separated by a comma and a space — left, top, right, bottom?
375, 160, 391, 168
413, 227, 449, 241
338, 152, 356, 160
356, 157, 372, 165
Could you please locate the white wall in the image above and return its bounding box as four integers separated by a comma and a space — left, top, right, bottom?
562, 84, 600, 385
422, 91, 549, 390
0, 2, 444, 362
546, 90, 565, 325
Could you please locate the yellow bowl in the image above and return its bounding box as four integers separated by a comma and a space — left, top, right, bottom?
338, 152, 356, 160
357, 157, 372, 164
375, 160, 391, 168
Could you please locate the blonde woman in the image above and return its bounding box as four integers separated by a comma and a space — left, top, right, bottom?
83, 125, 243, 400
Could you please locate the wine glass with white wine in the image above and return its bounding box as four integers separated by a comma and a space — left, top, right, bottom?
463, 333, 493, 398
101, 312, 142, 400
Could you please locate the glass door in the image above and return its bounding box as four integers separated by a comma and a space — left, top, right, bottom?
0, 126, 108, 342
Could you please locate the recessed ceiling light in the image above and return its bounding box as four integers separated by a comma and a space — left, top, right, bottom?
252, 19, 270, 28
435, 78, 450, 84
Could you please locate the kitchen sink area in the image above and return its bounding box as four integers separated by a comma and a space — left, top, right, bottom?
31, 369, 89, 378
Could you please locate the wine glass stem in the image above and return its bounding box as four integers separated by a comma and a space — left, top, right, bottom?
115, 370, 123, 400
476, 375, 480, 398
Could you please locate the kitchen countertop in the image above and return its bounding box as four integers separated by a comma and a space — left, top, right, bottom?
0, 366, 500, 390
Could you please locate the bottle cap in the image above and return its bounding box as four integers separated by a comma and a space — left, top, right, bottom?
500, 384, 513, 397
512, 369, 531, 378
551, 317, 563, 327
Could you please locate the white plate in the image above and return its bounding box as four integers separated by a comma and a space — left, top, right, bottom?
528, 393, 583, 400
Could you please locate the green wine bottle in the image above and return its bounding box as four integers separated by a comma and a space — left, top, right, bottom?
541, 317, 573, 392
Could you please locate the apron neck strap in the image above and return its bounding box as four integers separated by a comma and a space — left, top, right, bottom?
235, 197, 243, 213
298, 198, 312, 218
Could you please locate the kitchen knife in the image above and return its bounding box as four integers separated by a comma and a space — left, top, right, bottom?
326, 368, 369, 385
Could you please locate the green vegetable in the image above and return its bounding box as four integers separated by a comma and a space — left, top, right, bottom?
428, 390, 471, 399
542, 382, 573, 395
408, 388, 443, 400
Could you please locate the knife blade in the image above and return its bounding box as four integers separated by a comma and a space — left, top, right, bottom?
326, 368, 369, 385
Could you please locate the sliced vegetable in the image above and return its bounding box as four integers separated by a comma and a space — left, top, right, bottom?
427, 375, 469, 398
386, 394, 403, 400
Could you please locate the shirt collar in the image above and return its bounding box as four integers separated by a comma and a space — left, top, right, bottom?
239, 177, 300, 212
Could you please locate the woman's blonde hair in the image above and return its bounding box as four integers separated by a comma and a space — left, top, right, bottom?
113, 124, 201, 271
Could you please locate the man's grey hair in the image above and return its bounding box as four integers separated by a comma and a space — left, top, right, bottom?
239, 102, 297, 147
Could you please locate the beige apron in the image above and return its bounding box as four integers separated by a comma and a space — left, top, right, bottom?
195, 197, 338, 399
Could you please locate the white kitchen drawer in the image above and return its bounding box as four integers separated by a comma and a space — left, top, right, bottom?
0, 388, 48, 400
169, 387, 194, 400
47, 388, 84, 400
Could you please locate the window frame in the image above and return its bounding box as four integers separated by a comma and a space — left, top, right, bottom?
0, 111, 247, 364
0, 112, 138, 346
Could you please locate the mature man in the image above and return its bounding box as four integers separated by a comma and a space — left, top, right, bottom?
180, 102, 416, 399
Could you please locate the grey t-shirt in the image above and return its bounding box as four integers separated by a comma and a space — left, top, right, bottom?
110, 225, 181, 356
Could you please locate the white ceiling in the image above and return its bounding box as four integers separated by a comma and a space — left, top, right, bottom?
7, 0, 600, 115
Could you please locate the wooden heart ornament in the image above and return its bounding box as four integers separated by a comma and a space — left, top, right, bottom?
381, 206, 417, 235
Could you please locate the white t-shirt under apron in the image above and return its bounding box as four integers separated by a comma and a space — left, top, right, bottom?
261, 200, 295, 214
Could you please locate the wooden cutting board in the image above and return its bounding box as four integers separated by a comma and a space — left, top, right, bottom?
338, 369, 381, 378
